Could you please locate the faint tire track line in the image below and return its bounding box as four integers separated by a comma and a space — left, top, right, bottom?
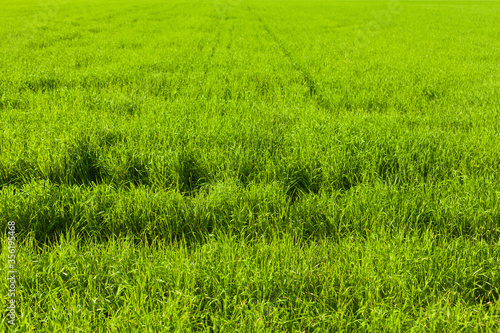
247, 5, 332, 111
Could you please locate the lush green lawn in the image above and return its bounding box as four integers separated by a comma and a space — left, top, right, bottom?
1, 0, 500, 331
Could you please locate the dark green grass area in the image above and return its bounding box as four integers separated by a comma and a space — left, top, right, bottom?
1, 0, 500, 331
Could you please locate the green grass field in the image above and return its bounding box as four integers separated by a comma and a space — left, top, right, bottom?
1, 0, 500, 331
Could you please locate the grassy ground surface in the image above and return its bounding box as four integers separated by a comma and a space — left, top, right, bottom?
1, 0, 500, 331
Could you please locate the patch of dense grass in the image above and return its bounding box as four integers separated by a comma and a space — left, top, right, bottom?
2, 233, 500, 331
1, 0, 500, 330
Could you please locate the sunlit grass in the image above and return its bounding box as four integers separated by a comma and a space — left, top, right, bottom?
1, 0, 500, 330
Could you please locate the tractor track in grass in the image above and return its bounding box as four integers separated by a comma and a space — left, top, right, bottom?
200, 16, 236, 100
208, 28, 222, 63
247, 5, 332, 112
202, 16, 225, 78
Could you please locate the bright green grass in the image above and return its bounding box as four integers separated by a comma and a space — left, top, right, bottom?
2, 232, 500, 331
1, 0, 500, 331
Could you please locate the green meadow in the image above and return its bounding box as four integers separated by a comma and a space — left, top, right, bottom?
1, 0, 500, 331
